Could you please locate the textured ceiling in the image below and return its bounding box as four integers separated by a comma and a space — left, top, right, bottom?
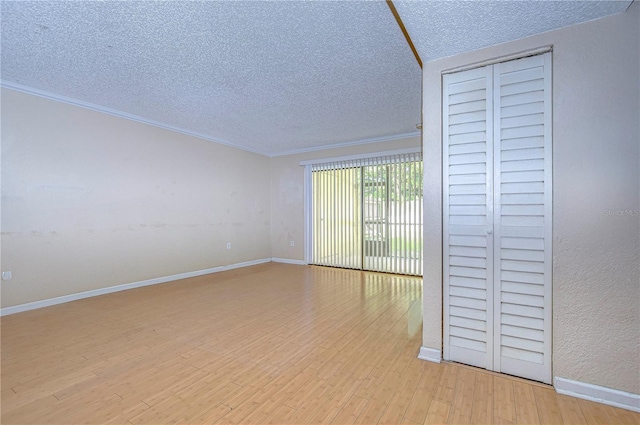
393, 0, 632, 63
1, 1, 632, 156
1, 1, 422, 156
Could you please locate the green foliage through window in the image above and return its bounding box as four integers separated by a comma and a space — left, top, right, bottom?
363, 161, 423, 202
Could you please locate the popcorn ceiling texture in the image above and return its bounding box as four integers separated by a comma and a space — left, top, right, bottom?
0, 1, 421, 156
394, 0, 631, 62
2, 1, 630, 156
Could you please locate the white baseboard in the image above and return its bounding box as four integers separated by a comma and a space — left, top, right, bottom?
0, 258, 271, 316
223, 258, 271, 271
417, 346, 441, 363
271, 258, 307, 265
555, 376, 640, 413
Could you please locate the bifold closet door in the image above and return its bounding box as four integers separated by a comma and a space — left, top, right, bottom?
443, 53, 552, 384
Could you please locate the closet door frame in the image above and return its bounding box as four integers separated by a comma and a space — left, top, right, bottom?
443, 51, 552, 384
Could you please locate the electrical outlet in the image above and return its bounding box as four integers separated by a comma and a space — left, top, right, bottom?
290, 240, 295, 247
2, 271, 12, 281
226, 242, 231, 250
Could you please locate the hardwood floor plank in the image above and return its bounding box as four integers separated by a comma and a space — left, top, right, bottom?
329, 394, 369, 425
0, 394, 60, 424
513, 379, 541, 425
532, 384, 564, 425
353, 341, 416, 424
600, 403, 640, 425
493, 375, 516, 424
309, 373, 364, 424
141, 363, 205, 406
289, 380, 335, 424
556, 393, 589, 425
447, 366, 476, 425
401, 418, 423, 425
283, 374, 326, 410
182, 380, 242, 412
470, 366, 493, 424
424, 363, 460, 424
578, 398, 618, 425
217, 400, 263, 425
104, 400, 151, 425
403, 361, 443, 424
187, 403, 232, 425
128, 395, 184, 425
377, 350, 423, 425
353, 336, 409, 400
265, 403, 297, 424
424, 400, 451, 425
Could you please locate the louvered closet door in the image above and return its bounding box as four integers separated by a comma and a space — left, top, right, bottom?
443, 53, 552, 384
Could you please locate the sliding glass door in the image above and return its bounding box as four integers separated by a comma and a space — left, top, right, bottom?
309, 151, 423, 276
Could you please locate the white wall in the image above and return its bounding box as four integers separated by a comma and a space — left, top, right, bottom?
421, 4, 639, 394
1, 88, 271, 308
1, 87, 420, 308
269, 137, 422, 261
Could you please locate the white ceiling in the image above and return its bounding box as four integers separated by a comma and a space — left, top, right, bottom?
1, 1, 422, 156
393, 0, 632, 62
1, 1, 632, 156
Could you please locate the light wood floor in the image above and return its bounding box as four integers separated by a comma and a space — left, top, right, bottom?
1, 263, 637, 425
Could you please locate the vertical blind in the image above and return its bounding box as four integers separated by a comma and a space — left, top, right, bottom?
311, 152, 423, 276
